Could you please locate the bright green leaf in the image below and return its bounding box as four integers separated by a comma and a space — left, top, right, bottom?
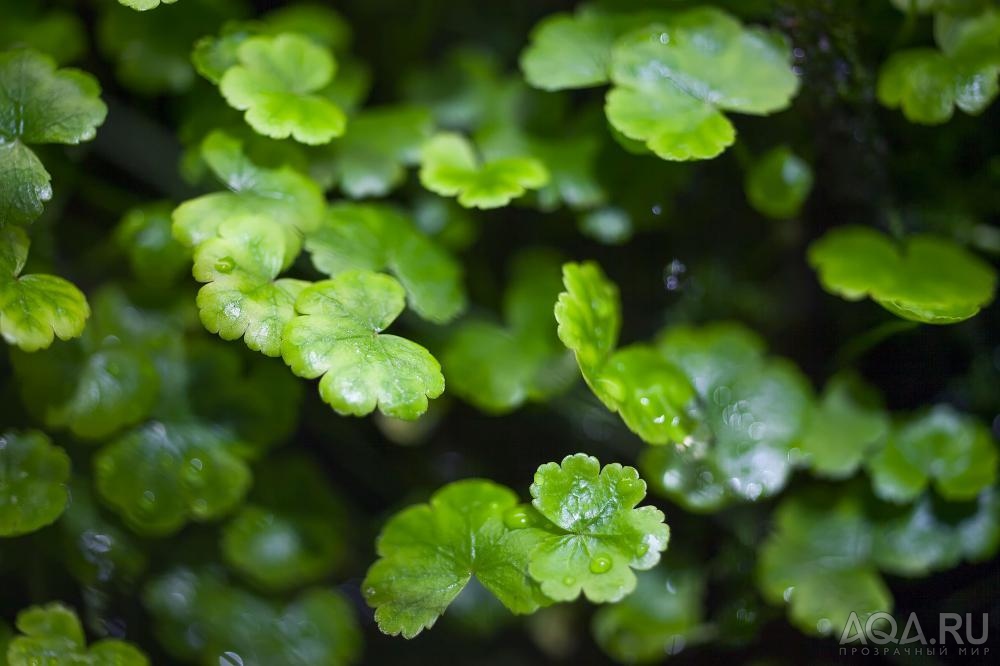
808, 225, 997, 323
193, 216, 310, 356
119, 0, 178, 10
304, 203, 466, 323
94, 421, 253, 536
0, 49, 106, 225
419, 132, 549, 209
220, 33, 346, 144
0, 430, 70, 537
7, 603, 148, 666
281, 270, 445, 419
867, 406, 998, 503
172, 130, 325, 266
528, 454, 670, 603
0, 227, 89, 351
362, 479, 550, 638
607, 8, 798, 161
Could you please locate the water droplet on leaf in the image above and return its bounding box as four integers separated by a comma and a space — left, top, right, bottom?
589, 556, 612, 574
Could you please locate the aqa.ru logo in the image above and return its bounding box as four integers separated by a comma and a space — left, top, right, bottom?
839, 612, 989, 658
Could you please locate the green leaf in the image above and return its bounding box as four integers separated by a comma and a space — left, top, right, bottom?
172, 130, 325, 266
744, 145, 814, 219
281, 270, 445, 419
528, 454, 669, 603
7, 603, 148, 666
114, 202, 191, 286
645, 323, 813, 511
94, 421, 253, 536
362, 479, 550, 638
0, 430, 70, 537
119, 0, 178, 9
10, 287, 173, 439
555, 262, 697, 444
520, 10, 667, 90
808, 225, 997, 323
442, 250, 575, 413
591, 566, 705, 663
304, 203, 466, 323
326, 105, 434, 197
419, 132, 549, 209
866, 406, 998, 503
0, 7, 87, 65
0, 227, 89, 351
222, 456, 347, 591
0, 49, 106, 225
607, 8, 798, 161
800, 374, 890, 479
757, 486, 892, 638
220, 33, 346, 144
193, 216, 310, 356
877, 48, 1000, 124
145, 567, 360, 665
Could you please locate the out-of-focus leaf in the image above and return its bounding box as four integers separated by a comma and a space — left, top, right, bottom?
0, 430, 70, 537
6, 603, 148, 666
744, 146, 814, 219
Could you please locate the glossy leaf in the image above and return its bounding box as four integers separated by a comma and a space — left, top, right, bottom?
94, 421, 252, 536
172, 130, 325, 266
0, 49, 106, 225
220, 33, 346, 144
607, 8, 798, 161
0, 430, 70, 537
419, 132, 549, 209
808, 225, 997, 323
281, 271, 445, 419
0, 227, 89, 351
528, 454, 670, 603
304, 203, 465, 323
363, 480, 550, 638
442, 250, 574, 413
866, 406, 997, 503
7, 603, 148, 666
193, 216, 310, 356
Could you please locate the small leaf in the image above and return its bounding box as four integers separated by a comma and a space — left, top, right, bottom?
866, 406, 998, 503
115, 202, 191, 286
442, 250, 574, 413
7, 603, 148, 666
220, 33, 346, 144
0, 227, 89, 351
304, 203, 466, 323
419, 132, 549, 209
172, 130, 325, 266
800, 374, 890, 479
144, 567, 361, 665
607, 8, 798, 161
591, 566, 705, 663
222, 456, 348, 591
0, 430, 71, 537
808, 225, 997, 323
0, 49, 106, 225
757, 486, 892, 638
193, 216, 310, 356
362, 480, 550, 638
281, 270, 445, 419
528, 454, 670, 603
744, 146, 814, 219
119, 0, 178, 10
326, 105, 433, 197
554, 261, 620, 377
94, 421, 252, 536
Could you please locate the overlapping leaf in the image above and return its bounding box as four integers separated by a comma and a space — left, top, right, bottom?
6, 603, 148, 666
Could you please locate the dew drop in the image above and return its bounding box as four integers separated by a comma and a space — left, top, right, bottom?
220, 652, 244, 666
589, 556, 612, 574
636, 542, 650, 558
562, 576, 575, 586
503, 507, 531, 530
214, 256, 236, 273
